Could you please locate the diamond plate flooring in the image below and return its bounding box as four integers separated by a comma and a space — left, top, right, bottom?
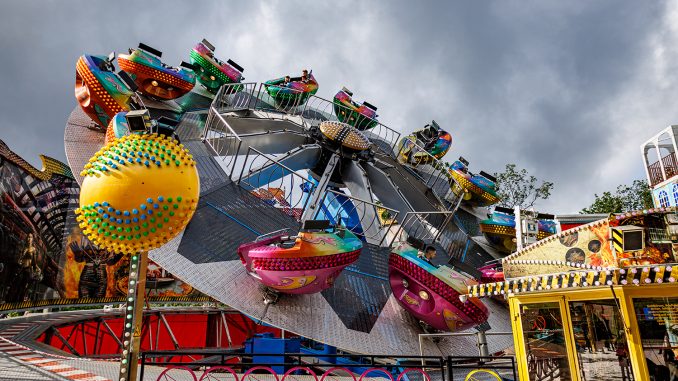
66, 101, 514, 357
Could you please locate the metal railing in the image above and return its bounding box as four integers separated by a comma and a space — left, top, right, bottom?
394, 137, 463, 209
204, 107, 244, 179
141, 350, 517, 381
648, 152, 678, 186
295, 95, 402, 158
647, 160, 664, 186
663, 152, 678, 179
211, 82, 259, 113
237, 146, 316, 222
313, 189, 399, 245
251, 82, 308, 114
389, 211, 456, 248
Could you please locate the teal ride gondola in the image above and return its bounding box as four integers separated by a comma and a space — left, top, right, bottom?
190, 39, 244, 94
264, 71, 318, 109
332, 87, 378, 131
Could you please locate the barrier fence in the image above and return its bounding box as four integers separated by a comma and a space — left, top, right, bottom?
237, 146, 316, 222
140, 351, 516, 381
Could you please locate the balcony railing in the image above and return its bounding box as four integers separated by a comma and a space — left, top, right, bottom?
663, 152, 678, 179
648, 152, 678, 186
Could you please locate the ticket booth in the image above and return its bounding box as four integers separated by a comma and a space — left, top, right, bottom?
467, 208, 678, 380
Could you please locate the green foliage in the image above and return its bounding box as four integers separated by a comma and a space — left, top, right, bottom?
494, 164, 554, 209
581, 179, 653, 214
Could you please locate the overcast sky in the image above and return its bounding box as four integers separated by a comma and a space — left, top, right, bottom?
0, 1, 676, 213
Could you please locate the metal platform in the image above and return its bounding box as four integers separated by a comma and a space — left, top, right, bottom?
63, 89, 514, 358
148, 110, 512, 356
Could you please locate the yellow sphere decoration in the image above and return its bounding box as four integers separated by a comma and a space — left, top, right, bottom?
76, 133, 200, 254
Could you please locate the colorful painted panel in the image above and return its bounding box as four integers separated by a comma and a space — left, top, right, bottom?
0, 139, 204, 308
502, 219, 612, 278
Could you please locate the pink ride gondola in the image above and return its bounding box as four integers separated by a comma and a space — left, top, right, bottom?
237, 221, 362, 295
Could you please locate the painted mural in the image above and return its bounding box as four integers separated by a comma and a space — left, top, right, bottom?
503, 219, 612, 278
60, 222, 197, 299
0, 139, 202, 309
503, 210, 678, 279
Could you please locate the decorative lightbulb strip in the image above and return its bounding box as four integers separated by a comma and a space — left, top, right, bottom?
118, 252, 147, 381
466, 264, 678, 298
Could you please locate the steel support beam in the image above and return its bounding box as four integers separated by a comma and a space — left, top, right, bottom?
301, 153, 339, 222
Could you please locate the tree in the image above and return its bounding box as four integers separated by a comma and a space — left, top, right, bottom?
581, 180, 653, 214
494, 164, 554, 209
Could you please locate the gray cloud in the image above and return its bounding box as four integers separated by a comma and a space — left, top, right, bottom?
0, 0, 673, 213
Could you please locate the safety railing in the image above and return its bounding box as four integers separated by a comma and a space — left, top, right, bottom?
237, 146, 316, 222
255, 228, 292, 242
250, 82, 308, 114
211, 82, 259, 113
389, 211, 456, 249
144, 351, 446, 381
313, 189, 399, 245
208, 83, 402, 158
447, 356, 517, 381
203, 107, 244, 179
294, 95, 402, 158
394, 136, 464, 210
142, 350, 517, 381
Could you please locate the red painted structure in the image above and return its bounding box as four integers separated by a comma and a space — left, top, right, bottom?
36, 309, 280, 361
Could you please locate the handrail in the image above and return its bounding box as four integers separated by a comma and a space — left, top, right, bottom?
388, 211, 456, 248
204, 106, 244, 179
252, 82, 307, 113
238, 146, 312, 185
395, 136, 464, 210
297, 94, 402, 158
210, 82, 259, 113
255, 228, 291, 242
237, 146, 316, 222
314, 189, 399, 245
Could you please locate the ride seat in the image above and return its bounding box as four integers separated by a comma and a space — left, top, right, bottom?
278, 235, 298, 249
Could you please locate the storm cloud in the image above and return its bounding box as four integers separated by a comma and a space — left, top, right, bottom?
0, 1, 674, 213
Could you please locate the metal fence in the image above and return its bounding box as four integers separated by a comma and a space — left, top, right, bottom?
140, 351, 516, 381
202, 82, 462, 253
389, 212, 455, 249
313, 189, 399, 245
251, 83, 308, 114
236, 146, 316, 222
393, 137, 463, 210
204, 107, 244, 179
211, 82, 259, 113
296, 95, 401, 158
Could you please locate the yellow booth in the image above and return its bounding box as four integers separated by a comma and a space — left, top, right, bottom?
467, 208, 678, 380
